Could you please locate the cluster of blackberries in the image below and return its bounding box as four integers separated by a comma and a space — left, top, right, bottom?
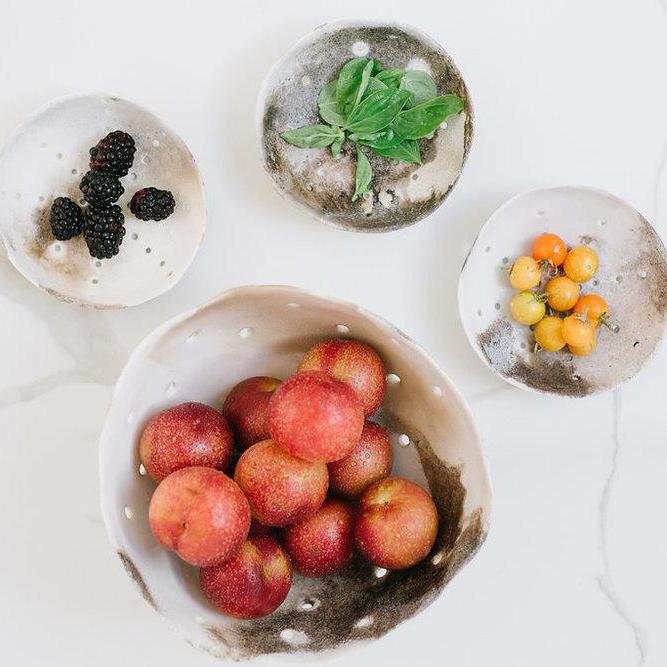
49, 130, 176, 260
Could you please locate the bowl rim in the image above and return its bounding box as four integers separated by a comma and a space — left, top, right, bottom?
0, 91, 207, 309
457, 184, 667, 397
255, 18, 476, 234
98, 284, 493, 656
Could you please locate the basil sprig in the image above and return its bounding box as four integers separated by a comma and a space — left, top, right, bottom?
280, 57, 464, 201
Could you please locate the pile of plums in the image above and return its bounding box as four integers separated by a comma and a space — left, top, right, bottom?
140, 338, 439, 619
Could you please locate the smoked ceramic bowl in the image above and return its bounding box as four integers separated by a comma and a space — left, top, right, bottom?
100, 285, 491, 661
459, 186, 667, 397
0, 94, 206, 307
258, 19, 473, 232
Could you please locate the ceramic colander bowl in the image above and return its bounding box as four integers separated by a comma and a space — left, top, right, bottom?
258, 19, 474, 232
0, 94, 206, 307
458, 186, 667, 396
99, 285, 492, 661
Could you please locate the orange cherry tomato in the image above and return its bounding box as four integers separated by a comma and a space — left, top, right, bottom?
534, 316, 566, 351
563, 246, 599, 282
573, 294, 609, 327
532, 232, 567, 267
561, 314, 595, 349
509, 256, 542, 290
546, 276, 580, 312
569, 332, 597, 356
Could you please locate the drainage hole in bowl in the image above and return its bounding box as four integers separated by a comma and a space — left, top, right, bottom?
145, 247, 152, 254
639, 270, 647, 279
615, 275, 622, 283
398, 434, 410, 447
131, 233, 138, 240
336, 324, 350, 334
280, 629, 310, 646
298, 597, 320, 612
56, 152, 63, 160
386, 373, 400, 385
91, 278, 99, 285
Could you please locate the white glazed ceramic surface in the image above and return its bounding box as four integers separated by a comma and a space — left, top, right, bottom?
257, 19, 473, 232
458, 186, 667, 397
99, 285, 491, 661
0, 94, 206, 308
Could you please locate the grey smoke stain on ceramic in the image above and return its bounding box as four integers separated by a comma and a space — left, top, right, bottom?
118, 551, 157, 611
100, 285, 491, 660
258, 20, 473, 232
460, 187, 667, 397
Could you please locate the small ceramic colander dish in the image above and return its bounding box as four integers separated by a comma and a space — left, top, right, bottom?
458, 186, 667, 397
99, 285, 492, 661
258, 19, 474, 232
0, 94, 206, 308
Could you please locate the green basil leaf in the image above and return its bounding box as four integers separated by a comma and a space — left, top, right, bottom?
361, 76, 388, 100
399, 70, 438, 108
352, 60, 375, 110
318, 80, 346, 126
392, 94, 464, 139
345, 89, 411, 135
375, 68, 404, 88
335, 57, 370, 113
370, 139, 422, 164
331, 133, 345, 158
353, 128, 403, 150
352, 147, 373, 201
280, 124, 342, 148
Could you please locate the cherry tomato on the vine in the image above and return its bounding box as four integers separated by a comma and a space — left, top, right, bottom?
561, 314, 595, 349
534, 316, 566, 351
563, 245, 599, 282
532, 232, 567, 267
509, 256, 542, 290
510, 291, 546, 325
573, 293, 609, 327
546, 276, 580, 312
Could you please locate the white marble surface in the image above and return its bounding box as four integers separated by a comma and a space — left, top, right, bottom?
0, 0, 666, 665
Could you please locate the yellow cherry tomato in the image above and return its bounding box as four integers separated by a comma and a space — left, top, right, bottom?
509, 256, 542, 290
561, 314, 595, 348
510, 291, 546, 325
573, 293, 609, 327
546, 276, 580, 311
563, 245, 599, 282
532, 232, 567, 267
534, 316, 566, 351
569, 331, 597, 356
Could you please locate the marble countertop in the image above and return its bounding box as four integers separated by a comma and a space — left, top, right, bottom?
1, 0, 665, 665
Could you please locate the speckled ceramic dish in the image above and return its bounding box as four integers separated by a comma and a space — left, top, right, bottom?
0, 94, 206, 308
100, 285, 491, 661
458, 186, 667, 397
258, 20, 473, 232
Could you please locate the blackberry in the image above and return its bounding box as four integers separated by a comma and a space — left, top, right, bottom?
83, 205, 126, 259
49, 197, 84, 240
79, 170, 124, 207
89, 130, 136, 176
130, 187, 175, 221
